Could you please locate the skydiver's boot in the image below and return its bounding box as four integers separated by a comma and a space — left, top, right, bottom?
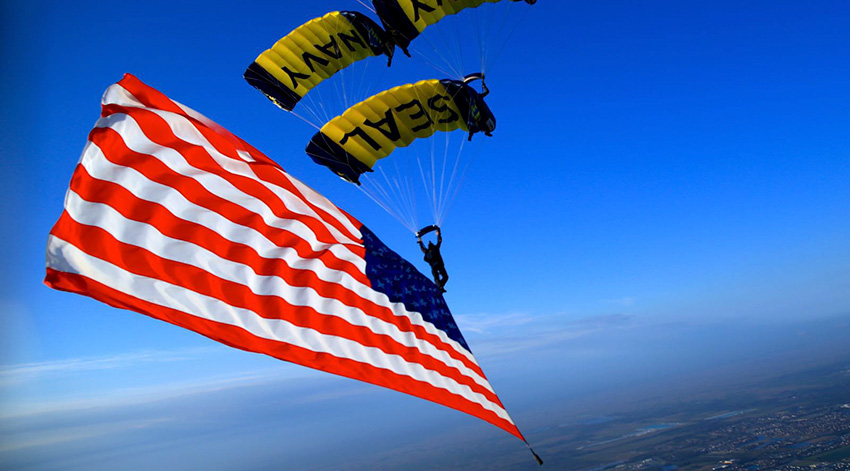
437, 271, 448, 293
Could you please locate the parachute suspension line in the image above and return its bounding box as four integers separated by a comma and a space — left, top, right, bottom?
295, 39, 389, 129
428, 118, 438, 222
315, 91, 334, 126
412, 49, 462, 80
415, 152, 436, 225
481, 3, 504, 75
351, 56, 377, 109
360, 167, 418, 233
371, 170, 406, 227
436, 133, 466, 225
471, 5, 487, 77
369, 127, 424, 232
413, 83, 475, 227
391, 162, 420, 232
438, 132, 481, 226
301, 90, 326, 128
453, 16, 467, 80
297, 92, 327, 129
434, 117, 458, 225
352, 0, 376, 14
288, 108, 322, 131
410, 84, 440, 225
429, 88, 447, 224
435, 118, 453, 223
482, 7, 494, 76
298, 69, 341, 128
409, 23, 466, 79
434, 132, 456, 224
318, 43, 359, 124
381, 180, 413, 232
387, 154, 419, 230
358, 182, 418, 233
338, 59, 351, 115
337, 40, 375, 109
481, 4, 533, 76
411, 114, 438, 225
414, 25, 454, 77
405, 3, 528, 81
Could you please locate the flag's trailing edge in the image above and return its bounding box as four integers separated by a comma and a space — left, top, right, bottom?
44, 74, 528, 444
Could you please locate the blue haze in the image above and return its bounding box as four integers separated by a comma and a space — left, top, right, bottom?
1, 1, 849, 470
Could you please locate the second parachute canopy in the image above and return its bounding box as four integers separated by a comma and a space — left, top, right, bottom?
306, 75, 495, 185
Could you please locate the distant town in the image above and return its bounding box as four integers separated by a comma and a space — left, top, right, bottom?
530, 362, 850, 471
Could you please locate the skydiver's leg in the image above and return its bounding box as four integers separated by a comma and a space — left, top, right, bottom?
430, 266, 445, 292
436, 267, 448, 291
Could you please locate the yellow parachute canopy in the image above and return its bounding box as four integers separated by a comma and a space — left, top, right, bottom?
306, 77, 495, 184
372, 0, 536, 53
245, 11, 394, 111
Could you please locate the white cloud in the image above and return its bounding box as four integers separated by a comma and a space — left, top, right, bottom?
606, 296, 636, 306
454, 312, 536, 334
456, 312, 637, 357
0, 346, 332, 420
0, 347, 220, 386
0, 368, 297, 420
0, 417, 173, 453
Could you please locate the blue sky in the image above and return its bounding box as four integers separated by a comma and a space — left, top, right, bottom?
2, 1, 850, 470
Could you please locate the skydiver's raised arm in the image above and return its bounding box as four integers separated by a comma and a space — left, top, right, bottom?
417, 236, 426, 253
435, 229, 442, 248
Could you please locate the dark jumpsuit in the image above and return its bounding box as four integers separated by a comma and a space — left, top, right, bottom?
418, 232, 448, 291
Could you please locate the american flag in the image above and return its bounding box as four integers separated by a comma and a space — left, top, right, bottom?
44, 74, 527, 444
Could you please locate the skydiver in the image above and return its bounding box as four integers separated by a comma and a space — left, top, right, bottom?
417, 226, 448, 292
460, 73, 494, 141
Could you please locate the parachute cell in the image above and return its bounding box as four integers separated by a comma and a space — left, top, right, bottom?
306, 77, 495, 184
372, 0, 536, 53
245, 11, 394, 111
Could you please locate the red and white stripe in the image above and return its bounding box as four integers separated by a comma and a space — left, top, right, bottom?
44, 74, 524, 441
